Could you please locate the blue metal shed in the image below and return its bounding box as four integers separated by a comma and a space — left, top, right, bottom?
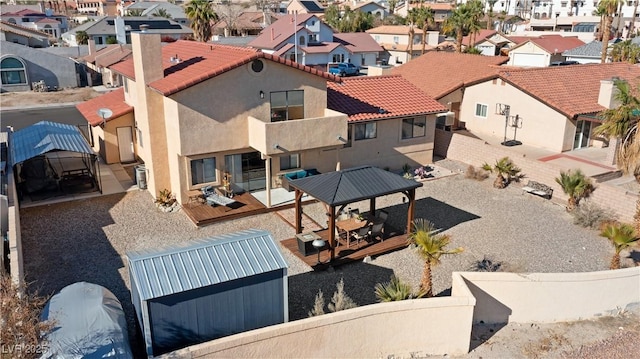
127, 229, 289, 357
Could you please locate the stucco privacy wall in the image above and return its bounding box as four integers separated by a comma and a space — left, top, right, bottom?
458, 268, 640, 324
435, 130, 638, 223
6, 166, 23, 284
164, 288, 476, 358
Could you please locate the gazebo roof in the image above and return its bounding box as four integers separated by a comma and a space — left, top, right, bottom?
288, 165, 423, 207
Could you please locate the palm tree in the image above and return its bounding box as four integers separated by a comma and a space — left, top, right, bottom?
466, 0, 485, 49
555, 169, 595, 211
127, 9, 143, 16
486, 0, 497, 30
388, 0, 398, 15
599, 222, 638, 269
594, 79, 640, 181
600, 0, 622, 63
482, 157, 522, 189
374, 275, 425, 302
443, 4, 470, 53
416, 6, 434, 54
610, 40, 640, 63
153, 8, 172, 19
406, 8, 419, 61
630, 0, 639, 38
75, 30, 89, 45
184, 0, 218, 42
407, 219, 463, 297
593, 4, 607, 41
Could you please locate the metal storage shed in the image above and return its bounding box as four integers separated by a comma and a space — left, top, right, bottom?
127, 229, 289, 357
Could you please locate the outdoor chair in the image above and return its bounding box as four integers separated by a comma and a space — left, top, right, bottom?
351, 225, 371, 246
377, 210, 388, 222
369, 222, 385, 242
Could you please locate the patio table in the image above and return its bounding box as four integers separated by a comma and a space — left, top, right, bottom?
335, 217, 368, 248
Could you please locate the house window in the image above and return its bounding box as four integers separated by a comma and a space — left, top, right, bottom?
561, 1, 567, 6
299, 36, 305, 45
343, 124, 352, 148
190, 156, 216, 186
401, 117, 426, 139
374, 35, 380, 42
270, 90, 304, 121
354, 122, 377, 140
1, 57, 27, 85
393, 36, 399, 43
475, 103, 488, 118
280, 153, 300, 170
332, 54, 344, 63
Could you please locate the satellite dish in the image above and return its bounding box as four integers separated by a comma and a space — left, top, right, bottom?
97, 108, 113, 127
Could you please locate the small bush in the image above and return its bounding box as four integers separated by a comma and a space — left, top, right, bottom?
465, 165, 489, 181
572, 201, 613, 229
374, 275, 425, 302
154, 189, 175, 207
328, 278, 357, 312
307, 289, 325, 317
470, 256, 503, 272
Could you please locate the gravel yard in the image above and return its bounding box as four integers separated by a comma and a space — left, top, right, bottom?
19, 159, 636, 357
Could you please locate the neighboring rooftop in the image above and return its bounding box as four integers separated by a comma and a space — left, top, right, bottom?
298, 0, 325, 13
461, 29, 498, 47
511, 35, 585, 54
0, 20, 52, 40
333, 32, 383, 53
562, 40, 603, 58
327, 75, 447, 122
366, 25, 424, 35
498, 62, 640, 117
65, 16, 192, 36
392, 51, 509, 99
82, 44, 133, 68
248, 13, 315, 50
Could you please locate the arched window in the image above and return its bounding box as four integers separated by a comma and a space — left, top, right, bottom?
1, 57, 28, 85
299, 36, 305, 45
8, 18, 16, 24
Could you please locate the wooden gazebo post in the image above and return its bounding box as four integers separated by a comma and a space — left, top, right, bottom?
369, 198, 376, 217
328, 206, 336, 261
406, 188, 416, 234
294, 189, 303, 234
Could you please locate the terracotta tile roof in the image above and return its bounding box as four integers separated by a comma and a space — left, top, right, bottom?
110, 40, 340, 96
379, 43, 433, 52
398, 2, 452, 11
333, 32, 383, 53
351, 1, 385, 10
213, 11, 277, 31
301, 42, 341, 53
461, 29, 497, 47
366, 25, 424, 35
511, 35, 585, 54
327, 75, 447, 122
498, 63, 640, 118
392, 51, 509, 99
76, 88, 133, 127
248, 13, 316, 50
0, 20, 52, 39
83, 44, 132, 67
507, 36, 533, 45
273, 43, 294, 57
35, 18, 59, 24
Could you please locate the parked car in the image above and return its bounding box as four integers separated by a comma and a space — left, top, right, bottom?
328, 62, 360, 76
550, 60, 579, 66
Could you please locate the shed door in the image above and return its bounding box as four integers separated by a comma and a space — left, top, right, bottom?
116, 126, 135, 163
512, 53, 546, 67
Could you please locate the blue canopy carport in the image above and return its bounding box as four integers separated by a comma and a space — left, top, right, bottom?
127, 229, 289, 357
9, 121, 100, 199
288, 165, 423, 262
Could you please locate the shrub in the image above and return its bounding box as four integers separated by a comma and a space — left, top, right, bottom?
482, 157, 522, 188
327, 278, 357, 312
572, 201, 613, 229
154, 189, 175, 207
374, 275, 425, 302
1, 274, 54, 358
307, 289, 325, 317
465, 165, 489, 181
470, 256, 503, 272
555, 169, 594, 212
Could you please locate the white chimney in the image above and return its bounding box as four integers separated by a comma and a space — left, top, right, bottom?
597, 78, 619, 109
88, 38, 96, 54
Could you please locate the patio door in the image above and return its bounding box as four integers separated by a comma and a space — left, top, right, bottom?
573, 120, 591, 150
224, 152, 266, 192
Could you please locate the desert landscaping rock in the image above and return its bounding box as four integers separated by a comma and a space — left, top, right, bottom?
19, 159, 639, 357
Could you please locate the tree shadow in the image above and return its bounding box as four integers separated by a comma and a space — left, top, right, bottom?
627, 250, 640, 267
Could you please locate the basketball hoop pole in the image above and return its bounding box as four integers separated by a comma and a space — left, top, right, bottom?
502, 107, 510, 146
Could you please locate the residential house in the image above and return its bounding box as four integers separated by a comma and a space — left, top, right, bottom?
350, 1, 388, 19
120, 1, 189, 26
459, 63, 640, 152
81, 41, 132, 86
366, 25, 423, 65
212, 11, 279, 37
76, 0, 119, 16
0, 8, 69, 38
562, 40, 603, 64
395, 2, 451, 30
248, 14, 382, 69
76, 33, 444, 208
61, 16, 192, 46
0, 20, 52, 48
287, 0, 325, 14
1, 40, 85, 92
506, 35, 584, 67
392, 51, 509, 128
461, 30, 521, 56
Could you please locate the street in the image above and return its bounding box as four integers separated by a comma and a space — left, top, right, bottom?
0, 106, 87, 131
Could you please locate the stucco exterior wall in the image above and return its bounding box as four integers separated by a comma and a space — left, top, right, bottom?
0, 41, 79, 92
94, 113, 135, 164
434, 130, 638, 222
5, 167, 23, 285
458, 268, 640, 324
461, 79, 570, 152
507, 42, 551, 67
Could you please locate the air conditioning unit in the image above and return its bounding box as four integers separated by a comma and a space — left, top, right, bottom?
444, 111, 455, 126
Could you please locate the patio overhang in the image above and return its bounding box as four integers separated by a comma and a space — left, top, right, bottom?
288, 165, 423, 262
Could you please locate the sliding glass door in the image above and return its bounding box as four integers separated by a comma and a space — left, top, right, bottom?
573, 120, 591, 150
224, 152, 266, 192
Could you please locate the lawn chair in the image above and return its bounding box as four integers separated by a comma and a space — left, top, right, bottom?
369, 222, 385, 242
351, 225, 371, 246
377, 210, 388, 222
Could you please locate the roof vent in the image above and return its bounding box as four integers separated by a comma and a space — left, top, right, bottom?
140, 24, 149, 33
170, 54, 181, 64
